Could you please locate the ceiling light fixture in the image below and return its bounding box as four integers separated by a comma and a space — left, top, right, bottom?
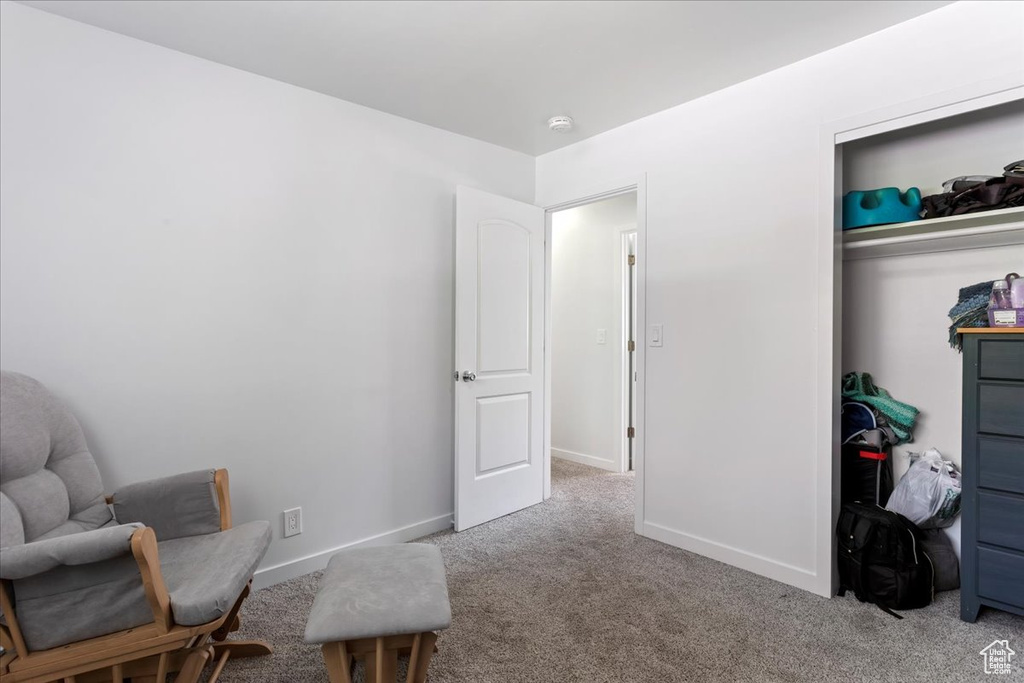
548, 115, 574, 133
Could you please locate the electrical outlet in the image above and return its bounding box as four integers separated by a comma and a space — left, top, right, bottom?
283, 507, 302, 538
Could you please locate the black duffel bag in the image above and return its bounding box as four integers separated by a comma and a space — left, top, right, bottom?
837, 502, 934, 618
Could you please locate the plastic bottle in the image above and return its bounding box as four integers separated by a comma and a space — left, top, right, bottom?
991, 280, 1013, 309
1010, 273, 1024, 309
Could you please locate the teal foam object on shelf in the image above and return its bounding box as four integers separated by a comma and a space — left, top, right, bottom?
843, 187, 922, 230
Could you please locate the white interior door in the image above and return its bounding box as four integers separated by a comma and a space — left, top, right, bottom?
455, 186, 545, 531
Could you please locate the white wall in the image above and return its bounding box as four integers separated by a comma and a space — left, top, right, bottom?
536, 1, 1024, 595
550, 194, 636, 472
0, 2, 534, 587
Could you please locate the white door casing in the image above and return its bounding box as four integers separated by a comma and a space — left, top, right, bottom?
455, 186, 545, 531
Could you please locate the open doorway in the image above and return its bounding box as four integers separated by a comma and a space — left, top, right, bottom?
452, 182, 644, 531
548, 193, 638, 473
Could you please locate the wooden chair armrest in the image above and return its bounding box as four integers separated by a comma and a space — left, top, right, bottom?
130, 527, 173, 633
214, 468, 232, 531
0, 579, 28, 660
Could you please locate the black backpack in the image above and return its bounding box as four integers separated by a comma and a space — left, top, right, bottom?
836, 502, 934, 618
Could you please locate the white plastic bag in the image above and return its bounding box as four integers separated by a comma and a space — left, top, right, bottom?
885, 448, 962, 529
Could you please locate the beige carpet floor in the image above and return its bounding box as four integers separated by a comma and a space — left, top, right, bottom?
213, 459, 1023, 682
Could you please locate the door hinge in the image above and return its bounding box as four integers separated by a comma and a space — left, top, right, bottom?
628, 340, 635, 352
628, 254, 636, 266
627, 427, 635, 439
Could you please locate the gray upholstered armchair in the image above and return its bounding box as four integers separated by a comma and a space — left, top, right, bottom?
0, 371, 273, 683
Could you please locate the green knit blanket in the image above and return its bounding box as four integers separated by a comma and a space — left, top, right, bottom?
841, 372, 919, 445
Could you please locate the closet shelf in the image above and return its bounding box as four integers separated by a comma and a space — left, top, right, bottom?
842, 206, 1024, 260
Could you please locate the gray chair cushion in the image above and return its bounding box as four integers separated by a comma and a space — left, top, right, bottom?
0, 372, 112, 546
0, 522, 143, 580
113, 469, 222, 541
0, 493, 25, 548
11, 521, 271, 651
2, 523, 147, 652
159, 520, 272, 626
304, 544, 451, 643
34, 507, 120, 542
13, 552, 154, 651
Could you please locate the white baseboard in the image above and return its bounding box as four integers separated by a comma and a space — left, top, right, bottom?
641, 520, 824, 597
252, 513, 453, 590
551, 447, 618, 472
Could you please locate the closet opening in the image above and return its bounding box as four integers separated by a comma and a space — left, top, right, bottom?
829, 93, 1024, 610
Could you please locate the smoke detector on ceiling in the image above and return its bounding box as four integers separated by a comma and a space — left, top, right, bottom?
548, 115, 574, 133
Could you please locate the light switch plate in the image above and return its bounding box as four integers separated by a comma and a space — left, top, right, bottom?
649, 324, 663, 347
597, 329, 607, 345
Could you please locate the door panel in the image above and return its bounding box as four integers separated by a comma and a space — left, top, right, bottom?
477, 220, 532, 374
455, 186, 544, 531
476, 394, 531, 475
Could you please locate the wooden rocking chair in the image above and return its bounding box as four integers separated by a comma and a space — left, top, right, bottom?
0, 371, 273, 682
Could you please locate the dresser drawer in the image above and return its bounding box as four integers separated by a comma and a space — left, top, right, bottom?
979, 339, 1024, 381
979, 384, 1024, 438
979, 437, 1024, 495
978, 491, 1024, 552
978, 546, 1024, 608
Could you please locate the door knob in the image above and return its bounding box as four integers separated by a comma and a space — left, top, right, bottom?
462, 370, 477, 382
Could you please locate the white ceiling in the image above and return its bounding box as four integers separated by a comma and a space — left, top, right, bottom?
19, 0, 953, 155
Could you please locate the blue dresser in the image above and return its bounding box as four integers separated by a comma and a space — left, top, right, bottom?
960, 329, 1024, 622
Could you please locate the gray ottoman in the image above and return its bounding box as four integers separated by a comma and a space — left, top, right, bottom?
304, 544, 452, 683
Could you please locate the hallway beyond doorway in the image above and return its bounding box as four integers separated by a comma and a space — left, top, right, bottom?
550, 192, 638, 474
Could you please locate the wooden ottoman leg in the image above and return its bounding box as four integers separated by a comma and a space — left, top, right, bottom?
406, 633, 424, 683
322, 642, 353, 683
364, 637, 398, 683
411, 632, 438, 683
